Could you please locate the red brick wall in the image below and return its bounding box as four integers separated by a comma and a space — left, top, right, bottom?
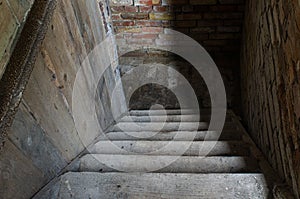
109, 0, 245, 110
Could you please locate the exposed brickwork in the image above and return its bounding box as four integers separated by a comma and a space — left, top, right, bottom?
241, 0, 300, 197
110, 0, 245, 110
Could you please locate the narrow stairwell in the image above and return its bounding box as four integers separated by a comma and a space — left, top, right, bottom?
35, 109, 276, 198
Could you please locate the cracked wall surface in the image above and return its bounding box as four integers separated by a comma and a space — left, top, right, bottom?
241, 0, 300, 197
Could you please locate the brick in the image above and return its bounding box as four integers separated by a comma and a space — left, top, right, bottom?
219, 0, 245, 4
222, 45, 240, 51
182, 5, 194, 12
127, 38, 154, 44
132, 33, 159, 39
190, 27, 215, 33
162, 20, 172, 27
111, 14, 122, 20
142, 27, 163, 33
116, 27, 142, 33
172, 20, 197, 27
203, 40, 229, 46
110, 6, 125, 13
158, 33, 186, 40
155, 38, 177, 46
139, 6, 153, 12
149, 13, 174, 20
176, 13, 202, 20
161, 0, 189, 6
110, 0, 133, 6
185, 33, 209, 41
193, 5, 210, 12
223, 19, 243, 26
210, 5, 238, 12
237, 5, 245, 11
217, 26, 240, 32
113, 20, 135, 26
152, 0, 160, 5
134, 0, 153, 6
204, 46, 221, 52
169, 5, 182, 12
135, 20, 163, 26
121, 13, 149, 19
209, 33, 240, 39
153, 6, 169, 12
197, 20, 223, 26
190, 0, 217, 5
203, 12, 243, 19
125, 6, 139, 12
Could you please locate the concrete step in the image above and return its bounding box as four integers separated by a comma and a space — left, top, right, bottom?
80, 154, 259, 173
111, 122, 237, 131
89, 141, 250, 156
129, 109, 229, 116
118, 115, 232, 122
130, 109, 199, 116
48, 172, 269, 199
110, 122, 209, 132
99, 130, 243, 141
111, 122, 237, 132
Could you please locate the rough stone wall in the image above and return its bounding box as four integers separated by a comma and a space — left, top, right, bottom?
241, 0, 300, 197
110, 0, 245, 110
0, 0, 34, 80
0, 1, 125, 198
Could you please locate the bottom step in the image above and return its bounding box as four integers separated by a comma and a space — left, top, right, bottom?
37, 172, 270, 199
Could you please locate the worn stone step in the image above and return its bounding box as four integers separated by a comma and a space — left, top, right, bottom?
110, 122, 237, 132
80, 155, 259, 173
39, 172, 270, 199
99, 130, 243, 141
118, 115, 232, 123
110, 122, 209, 132
45, 172, 269, 199
89, 141, 249, 156
129, 109, 203, 116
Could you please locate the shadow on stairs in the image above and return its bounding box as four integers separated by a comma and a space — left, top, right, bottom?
34, 109, 279, 199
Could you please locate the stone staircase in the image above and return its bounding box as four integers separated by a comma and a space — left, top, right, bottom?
35, 109, 275, 199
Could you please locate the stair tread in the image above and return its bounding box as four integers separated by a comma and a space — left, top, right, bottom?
129, 109, 200, 116
110, 122, 238, 132
53, 172, 269, 199
100, 131, 243, 141
89, 140, 249, 156
129, 109, 228, 115
119, 115, 232, 122
80, 154, 259, 173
